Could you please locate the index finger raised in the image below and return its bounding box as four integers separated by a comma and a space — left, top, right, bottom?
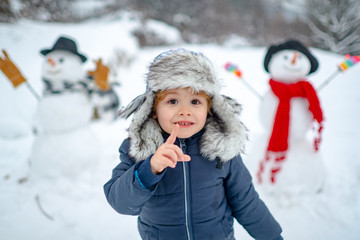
165, 124, 179, 144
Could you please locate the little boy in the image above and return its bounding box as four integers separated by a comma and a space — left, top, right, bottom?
104, 49, 283, 240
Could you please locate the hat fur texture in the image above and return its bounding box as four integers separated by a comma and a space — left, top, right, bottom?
120, 49, 248, 163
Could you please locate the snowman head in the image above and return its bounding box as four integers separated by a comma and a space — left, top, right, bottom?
40, 36, 87, 83
264, 40, 318, 83
41, 50, 84, 83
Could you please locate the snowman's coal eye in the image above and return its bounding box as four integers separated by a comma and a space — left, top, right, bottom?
284, 55, 288, 60
59, 58, 64, 63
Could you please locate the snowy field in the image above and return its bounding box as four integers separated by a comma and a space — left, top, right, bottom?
1, 12, 360, 240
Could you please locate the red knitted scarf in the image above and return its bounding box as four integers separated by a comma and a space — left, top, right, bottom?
268, 79, 324, 153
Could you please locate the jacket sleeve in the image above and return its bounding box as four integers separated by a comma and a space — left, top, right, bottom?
225, 155, 283, 240
103, 138, 162, 215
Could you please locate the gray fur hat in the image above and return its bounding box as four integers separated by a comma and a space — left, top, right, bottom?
119, 49, 247, 163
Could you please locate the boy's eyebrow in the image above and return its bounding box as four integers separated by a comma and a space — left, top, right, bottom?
164, 90, 180, 96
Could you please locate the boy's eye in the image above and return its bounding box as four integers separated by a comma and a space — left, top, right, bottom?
191, 99, 200, 105
168, 99, 178, 104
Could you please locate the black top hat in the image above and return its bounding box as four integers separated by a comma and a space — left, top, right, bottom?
40, 36, 87, 63
264, 39, 318, 75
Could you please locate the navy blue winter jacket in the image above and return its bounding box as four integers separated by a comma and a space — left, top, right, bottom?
104, 130, 283, 240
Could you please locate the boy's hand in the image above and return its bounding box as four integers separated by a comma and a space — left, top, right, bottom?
150, 124, 191, 174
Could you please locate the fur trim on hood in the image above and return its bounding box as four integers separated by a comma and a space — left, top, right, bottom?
119, 49, 248, 163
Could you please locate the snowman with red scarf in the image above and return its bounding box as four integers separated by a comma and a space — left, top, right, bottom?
256, 40, 326, 199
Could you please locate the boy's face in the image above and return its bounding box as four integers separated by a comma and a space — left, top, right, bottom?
154, 88, 208, 139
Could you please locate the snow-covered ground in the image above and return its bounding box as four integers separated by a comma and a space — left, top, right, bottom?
1, 12, 360, 240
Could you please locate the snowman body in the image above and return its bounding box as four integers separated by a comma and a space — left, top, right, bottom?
31, 49, 100, 180
260, 93, 313, 143
258, 49, 326, 197
91, 87, 120, 122
36, 50, 93, 133
35, 93, 93, 133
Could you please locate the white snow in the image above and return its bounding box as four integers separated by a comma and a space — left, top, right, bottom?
144, 19, 183, 45
1, 12, 360, 240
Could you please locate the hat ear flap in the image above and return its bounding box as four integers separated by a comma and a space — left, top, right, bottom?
127, 93, 164, 161
200, 95, 247, 162
118, 93, 147, 119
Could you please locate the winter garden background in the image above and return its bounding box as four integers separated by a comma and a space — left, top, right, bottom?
1, 0, 360, 239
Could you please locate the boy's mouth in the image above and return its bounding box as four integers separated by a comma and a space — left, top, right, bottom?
175, 121, 193, 126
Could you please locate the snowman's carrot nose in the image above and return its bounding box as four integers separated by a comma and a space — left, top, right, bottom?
291, 51, 298, 64
48, 57, 55, 66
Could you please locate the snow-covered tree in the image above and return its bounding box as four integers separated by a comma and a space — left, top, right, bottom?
305, 0, 360, 55
0, 0, 16, 22
18, 0, 76, 22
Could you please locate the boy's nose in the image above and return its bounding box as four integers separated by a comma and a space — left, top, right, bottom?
178, 105, 191, 116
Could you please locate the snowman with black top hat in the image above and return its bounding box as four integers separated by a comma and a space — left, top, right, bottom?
30, 36, 103, 180
253, 39, 326, 200
0, 36, 121, 220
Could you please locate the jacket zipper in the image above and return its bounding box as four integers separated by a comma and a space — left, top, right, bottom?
179, 139, 193, 240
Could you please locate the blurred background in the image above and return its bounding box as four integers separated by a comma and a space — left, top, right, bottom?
1, 1, 360, 239
1, 0, 360, 55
